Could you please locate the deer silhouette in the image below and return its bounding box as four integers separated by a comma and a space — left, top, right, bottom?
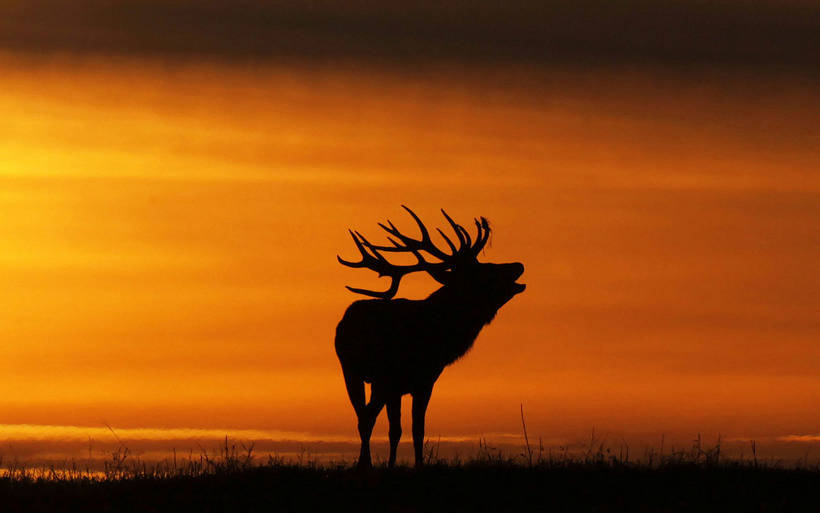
335, 206, 525, 468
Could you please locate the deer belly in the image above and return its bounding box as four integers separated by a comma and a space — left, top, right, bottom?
336, 310, 438, 388
359, 352, 441, 392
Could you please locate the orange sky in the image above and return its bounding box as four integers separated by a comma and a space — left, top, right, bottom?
0, 52, 819, 460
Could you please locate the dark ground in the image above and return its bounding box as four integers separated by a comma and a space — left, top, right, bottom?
1, 461, 819, 513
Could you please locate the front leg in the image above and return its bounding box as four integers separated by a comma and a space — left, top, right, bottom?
411, 384, 434, 468
386, 395, 402, 468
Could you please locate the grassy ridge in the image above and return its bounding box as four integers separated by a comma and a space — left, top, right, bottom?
1, 443, 819, 513
1, 462, 818, 512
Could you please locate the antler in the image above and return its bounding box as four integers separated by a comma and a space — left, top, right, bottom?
337, 206, 492, 299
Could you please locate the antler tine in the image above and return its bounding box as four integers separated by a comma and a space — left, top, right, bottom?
371, 206, 453, 260
471, 216, 491, 256
345, 279, 401, 299
440, 209, 469, 253
459, 224, 472, 248
472, 218, 483, 252
385, 236, 403, 248
337, 231, 368, 267
400, 205, 455, 259
436, 228, 458, 254
338, 225, 450, 299
358, 231, 431, 266
338, 207, 490, 298
355, 231, 391, 264
401, 205, 431, 240
338, 231, 384, 271
370, 222, 419, 253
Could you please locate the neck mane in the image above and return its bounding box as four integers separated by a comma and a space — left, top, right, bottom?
425, 285, 501, 365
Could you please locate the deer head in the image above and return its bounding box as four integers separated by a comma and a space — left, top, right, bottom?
337, 206, 525, 305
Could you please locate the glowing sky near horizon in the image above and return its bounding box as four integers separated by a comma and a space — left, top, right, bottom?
0, 51, 819, 456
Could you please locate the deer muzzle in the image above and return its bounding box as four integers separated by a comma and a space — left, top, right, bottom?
509, 262, 526, 293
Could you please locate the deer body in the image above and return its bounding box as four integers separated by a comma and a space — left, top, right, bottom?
337, 298, 452, 391
335, 207, 524, 468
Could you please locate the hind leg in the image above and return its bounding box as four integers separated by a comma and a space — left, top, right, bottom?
386, 395, 402, 468
357, 386, 385, 469
343, 369, 366, 416
342, 369, 386, 469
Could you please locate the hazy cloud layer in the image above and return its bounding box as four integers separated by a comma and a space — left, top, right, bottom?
1, 1, 819, 71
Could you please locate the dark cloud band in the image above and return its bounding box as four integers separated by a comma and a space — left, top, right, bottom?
1, 1, 818, 72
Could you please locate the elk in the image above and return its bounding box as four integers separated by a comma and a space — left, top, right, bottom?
335, 206, 525, 468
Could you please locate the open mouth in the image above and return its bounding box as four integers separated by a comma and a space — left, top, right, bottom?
510, 263, 525, 293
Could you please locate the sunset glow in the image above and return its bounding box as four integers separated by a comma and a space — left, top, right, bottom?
0, 6, 818, 466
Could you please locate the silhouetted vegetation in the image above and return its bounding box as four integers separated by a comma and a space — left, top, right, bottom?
1, 437, 818, 512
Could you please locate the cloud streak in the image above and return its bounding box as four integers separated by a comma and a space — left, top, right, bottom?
1, 1, 818, 72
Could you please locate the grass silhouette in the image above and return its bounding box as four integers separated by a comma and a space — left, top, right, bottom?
0, 436, 818, 512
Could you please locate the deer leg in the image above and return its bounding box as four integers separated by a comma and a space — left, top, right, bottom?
411, 385, 433, 468
386, 395, 402, 468
342, 370, 371, 468
357, 389, 385, 469
342, 370, 366, 416
341, 369, 381, 469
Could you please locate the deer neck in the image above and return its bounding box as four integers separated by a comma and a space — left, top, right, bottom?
425, 285, 500, 363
